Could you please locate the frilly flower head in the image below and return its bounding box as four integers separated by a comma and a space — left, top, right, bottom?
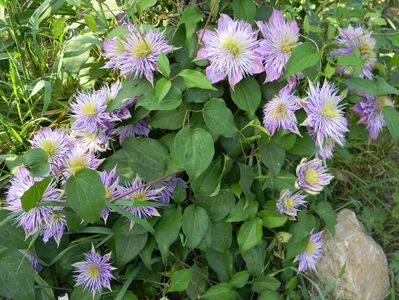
196, 14, 263, 88
277, 189, 307, 219
295, 230, 323, 272
295, 158, 333, 195
256, 9, 299, 82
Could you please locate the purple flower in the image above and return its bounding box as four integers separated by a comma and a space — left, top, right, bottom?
263, 88, 301, 136
72, 129, 111, 153
331, 26, 376, 79
295, 158, 333, 195
100, 168, 123, 223
117, 175, 163, 226
73, 247, 115, 296
157, 176, 187, 204
256, 9, 299, 82
30, 128, 73, 173
103, 24, 173, 84
19, 250, 43, 272
101, 82, 135, 121
70, 90, 112, 134
5, 167, 63, 241
63, 145, 102, 177
295, 230, 323, 272
41, 210, 67, 246
196, 14, 263, 88
115, 119, 150, 144
354, 94, 393, 140
277, 189, 306, 219
314, 137, 341, 160
303, 80, 348, 148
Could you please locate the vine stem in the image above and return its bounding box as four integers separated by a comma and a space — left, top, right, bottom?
199, 0, 219, 44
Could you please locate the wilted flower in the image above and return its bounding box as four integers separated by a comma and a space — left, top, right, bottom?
73, 247, 115, 296
100, 168, 123, 223
196, 14, 263, 88
263, 88, 301, 136
115, 119, 150, 144
103, 24, 173, 84
256, 9, 299, 82
63, 145, 102, 177
30, 128, 73, 173
354, 94, 393, 140
295, 158, 333, 195
295, 230, 323, 272
117, 175, 163, 226
20, 250, 43, 272
277, 189, 307, 219
70, 90, 112, 134
303, 80, 348, 148
5, 167, 63, 241
331, 26, 376, 79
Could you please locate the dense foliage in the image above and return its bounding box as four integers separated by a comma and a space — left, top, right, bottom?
1, 0, 399, 299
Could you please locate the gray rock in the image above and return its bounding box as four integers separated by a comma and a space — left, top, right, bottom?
314, 209, 390, 300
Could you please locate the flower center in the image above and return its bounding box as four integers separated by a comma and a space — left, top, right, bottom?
81, 103, 97, 116
280, 40, 296, 53
132, 192, 148, 202
320, 100, 339, 119
52, 212, 62, 221
105, 188, 111, 199
87, 265, 100, 278
40, 140, 58, 156
284, 197, 295, 209
304, 167, 319, 185
358, 43, 374, 60
133, 39, 152, 58
69, 156, 87, 175
306, 240, 316, 255
376, 96, 391, 112
223, 38, 241, 56
272, 103, 288, 120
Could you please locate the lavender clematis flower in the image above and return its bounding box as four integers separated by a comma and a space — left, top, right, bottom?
277, 189, 307, 219
63, 145, 102, 177
263, 87, 301, 136
70, 90, 112, 134
331, 26, 376, 79
103, 24, 173, 84
196, 14, 263, 88
314, 136, 343, 160
256, 9, 299, 82
100, 168, 123, 223
115, 119, 150, 144
354, 94, 393, 140
117, 175, 164, 226
295, 158, 333, 195
30, 128, 73, 173
303, 80, 348, 148
73, 129, 111, 153
41, 209, 67, 246
5, 167, 63, 241
73, 247, 115, 296
295, 230, 323, 272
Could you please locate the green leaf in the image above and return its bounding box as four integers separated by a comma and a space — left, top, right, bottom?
284, 42, 321, 79
344, 77, 399, 96
107, 77, 152, 111
226, 198, 258, 223
65, 169, 106, 223
138, 85, 182, 111
136, 0, 157, 14
103, 138, 169, 181
289, 133, 316, 156
230, 77, 261, 118
168, 269, 193, 292
383, 106, 399, 144
155, 78, 172, 102
315, 201, 337, 234
259, 141, 285, 176
258, 209, 288, 229
335, 55, 363, 76
21, 177, 51, 211
230, 271, 249, 288
0, 249, 35, 300
156, 52, 170, 78
191, 157, 222, 196
253, 276, 281, 293
259, 291, 283, 300
63, 34, 100, 73
23, 148, 49, 177
182, 205, 210, 249
181, 7, 205, 37
237, 217, 263, 253
203, 98, 238, 137
206, 249, 234, 281
154, 206, 182, 261
150, 106, 186, 130
174, 128, 215, 179
202, 283, 235, 300
178, 69, 217, 90
210, 221, 233, 252
0, 211, 28, 249
232, 0, 256, 21
196, 189, 236, 221
71, 286, 100, 300
242, 242, 266, 275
